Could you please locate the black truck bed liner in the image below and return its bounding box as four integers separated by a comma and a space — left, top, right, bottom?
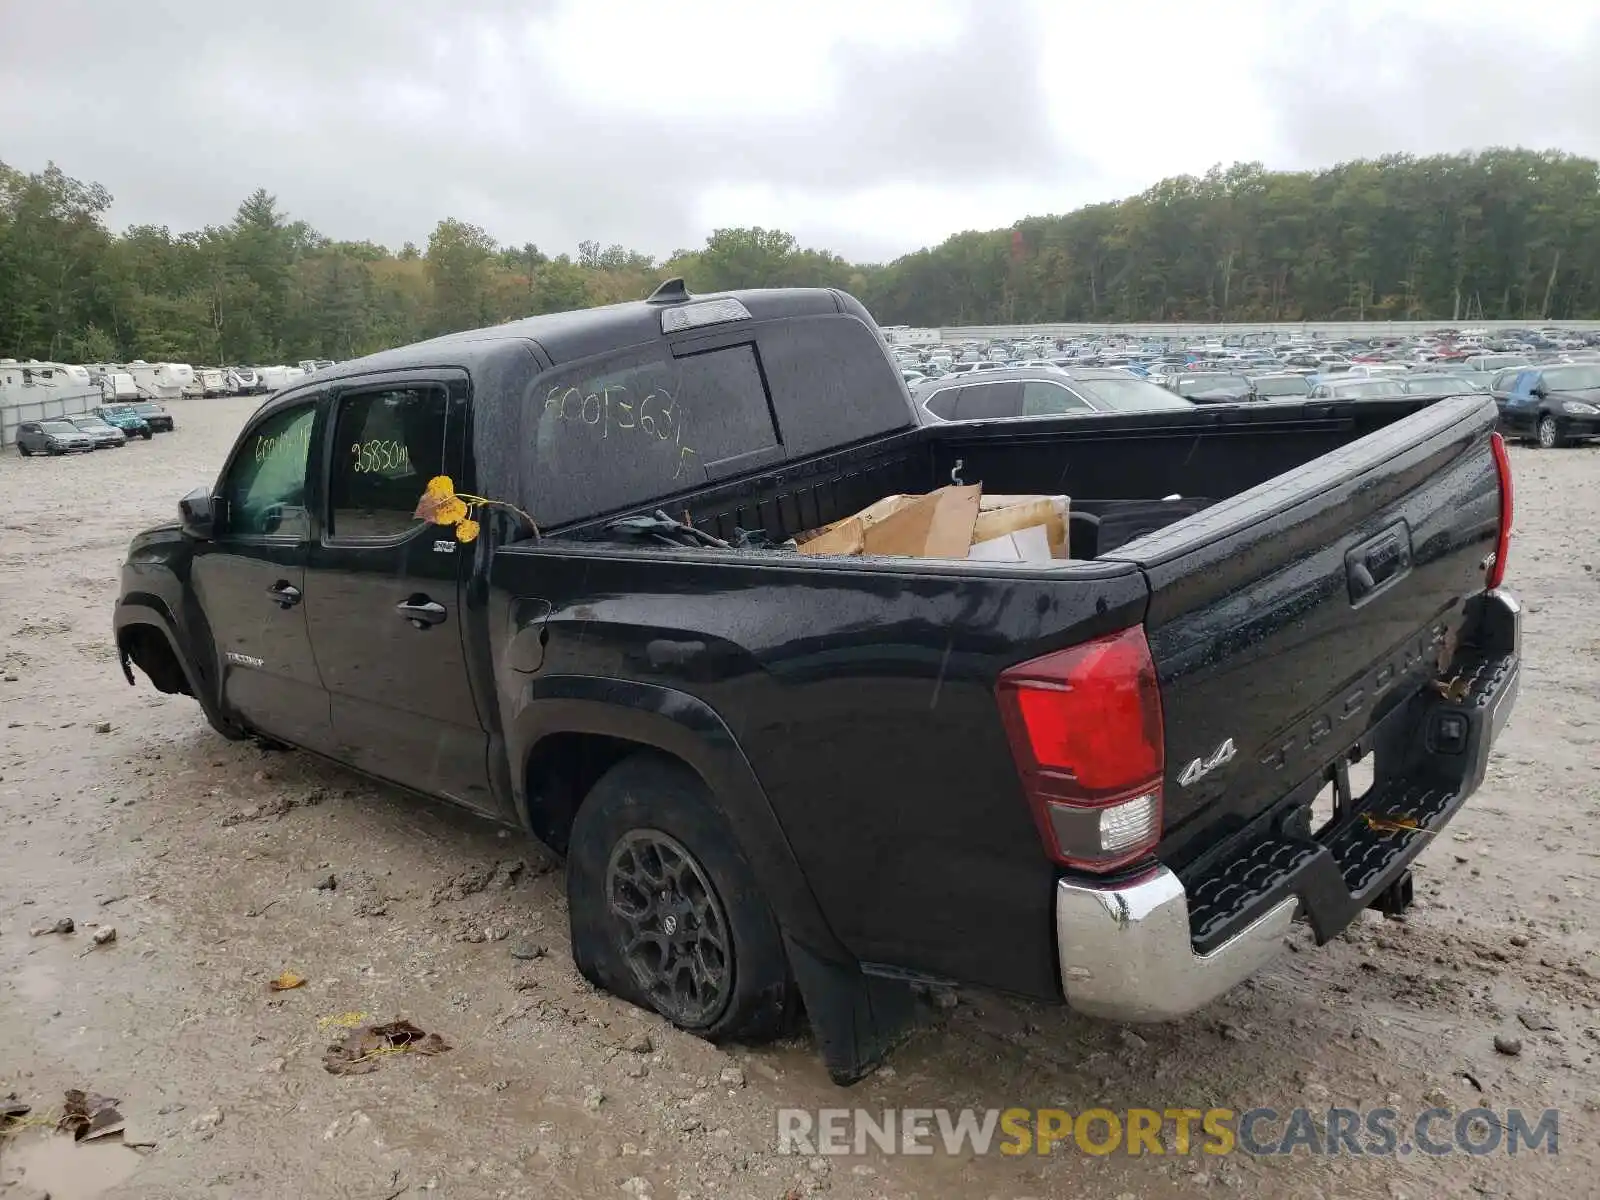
562, 397, 1452, 561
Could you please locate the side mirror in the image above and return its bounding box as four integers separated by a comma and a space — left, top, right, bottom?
1530, 384, 1548, 399
179, 487, 215, 540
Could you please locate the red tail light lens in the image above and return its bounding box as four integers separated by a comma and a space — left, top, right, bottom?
1487, 431, 1513, 590
996, 626, 1166, 872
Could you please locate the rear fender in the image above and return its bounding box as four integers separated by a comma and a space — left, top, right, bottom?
507, 674, 850, 965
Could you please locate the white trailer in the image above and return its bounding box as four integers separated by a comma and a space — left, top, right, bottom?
126, 361, 196, 401
101, 372, 138, 401
196, 368, 226, 397
0, 361, 102, 446
226, 367, 263, 394
259, 365, 307, 393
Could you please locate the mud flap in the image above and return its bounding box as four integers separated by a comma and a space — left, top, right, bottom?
782, 934, 916, 1086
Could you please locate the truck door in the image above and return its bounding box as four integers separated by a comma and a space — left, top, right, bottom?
304, 374, 494, 813
190, 395, 333, 751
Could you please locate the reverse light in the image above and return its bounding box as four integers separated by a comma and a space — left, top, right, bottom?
996, 626, 1166, 872
660, 298, 752, 334
1096, 793, 1159, 855
1487, 431, 1513, 590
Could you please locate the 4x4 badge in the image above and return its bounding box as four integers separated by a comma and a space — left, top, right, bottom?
1178, 737, 1236, 787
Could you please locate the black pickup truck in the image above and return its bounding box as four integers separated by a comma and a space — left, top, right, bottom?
115, 285, 1520, 1083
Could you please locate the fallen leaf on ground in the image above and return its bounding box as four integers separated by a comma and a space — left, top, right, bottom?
322, 1018, 452, 1076
58, 1089, 125, 1142
317, 1011, 369, 1031
269, 971, 306, 991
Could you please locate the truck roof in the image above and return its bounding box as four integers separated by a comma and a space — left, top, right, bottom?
314, 286, 856, 381
254, 285, 916, 529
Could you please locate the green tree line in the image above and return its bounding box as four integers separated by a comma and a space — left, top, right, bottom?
4, 147, 1599, 364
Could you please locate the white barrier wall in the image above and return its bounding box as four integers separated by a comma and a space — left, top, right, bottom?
1, 386, 103, 446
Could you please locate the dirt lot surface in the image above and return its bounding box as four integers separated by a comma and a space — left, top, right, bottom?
1, 397, 1597, 1199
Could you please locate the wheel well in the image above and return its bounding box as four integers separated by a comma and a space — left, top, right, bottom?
523, 732, 658, 857
119, 625, 192, 696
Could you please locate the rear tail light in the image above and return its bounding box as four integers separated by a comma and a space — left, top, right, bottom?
1487, 431, 1513, 589
996, 626, 1166, 872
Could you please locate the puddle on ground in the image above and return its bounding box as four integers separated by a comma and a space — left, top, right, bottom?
1, 1133, 140, 1199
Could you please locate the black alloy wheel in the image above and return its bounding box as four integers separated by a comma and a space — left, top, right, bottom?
605, 828, 732, 1027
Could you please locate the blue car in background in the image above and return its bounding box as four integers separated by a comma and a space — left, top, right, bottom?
1497, 363, 1600, 448
93, 404, 154, 439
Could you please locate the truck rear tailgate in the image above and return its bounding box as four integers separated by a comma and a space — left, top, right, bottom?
1104, 395, 1511, 943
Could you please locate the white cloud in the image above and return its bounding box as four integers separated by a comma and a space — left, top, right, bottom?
0, 0, 1596, 262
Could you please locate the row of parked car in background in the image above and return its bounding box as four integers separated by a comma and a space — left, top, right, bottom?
898, 327, 1600, 448
12, 400, 178, 455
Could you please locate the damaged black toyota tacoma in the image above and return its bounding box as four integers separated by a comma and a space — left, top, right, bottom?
114, 284, 1520, 1083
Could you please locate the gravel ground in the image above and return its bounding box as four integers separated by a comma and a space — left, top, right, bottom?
1, 397, 1597, 1200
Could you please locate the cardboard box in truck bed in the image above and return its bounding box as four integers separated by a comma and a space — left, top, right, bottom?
794, 487, 1069, 562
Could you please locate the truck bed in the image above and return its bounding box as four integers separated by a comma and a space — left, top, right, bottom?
491, 394, 1505, 1000
558, 394, 1464, 558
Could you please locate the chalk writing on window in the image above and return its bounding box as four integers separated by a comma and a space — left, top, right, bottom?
253, 421, 311, 465
350, 439, 413, 475
543, 382, 700, 479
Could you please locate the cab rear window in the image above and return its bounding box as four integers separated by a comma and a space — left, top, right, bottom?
527, 343, 778, 527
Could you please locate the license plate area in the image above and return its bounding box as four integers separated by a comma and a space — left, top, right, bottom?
1311, 752, 1378, 840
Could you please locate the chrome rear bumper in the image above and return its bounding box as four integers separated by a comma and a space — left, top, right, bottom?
1055, 589, 1521, 1022
1055, 868, 1297, 1021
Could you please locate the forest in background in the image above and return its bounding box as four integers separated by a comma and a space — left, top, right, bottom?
3, 147, 1599, 365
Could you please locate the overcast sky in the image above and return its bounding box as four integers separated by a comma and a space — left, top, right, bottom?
3, 0, 1597, 263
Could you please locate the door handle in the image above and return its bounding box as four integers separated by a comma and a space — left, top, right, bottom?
267, 581, 302, 608
396, 597, 448, 629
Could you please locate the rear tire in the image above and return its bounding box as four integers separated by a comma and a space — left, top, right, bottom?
1537, 414, 1564, 449
17, 444, 31, 457
567, 754, 798, 1043
141, 430, 153, 440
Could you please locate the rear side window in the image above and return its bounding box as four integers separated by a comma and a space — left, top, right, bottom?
328, 386, 449, 541
1021, 380, 1093, 416
529, 343, 778, 526
954, 381, 1022, 419
923, 387, 961, 420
